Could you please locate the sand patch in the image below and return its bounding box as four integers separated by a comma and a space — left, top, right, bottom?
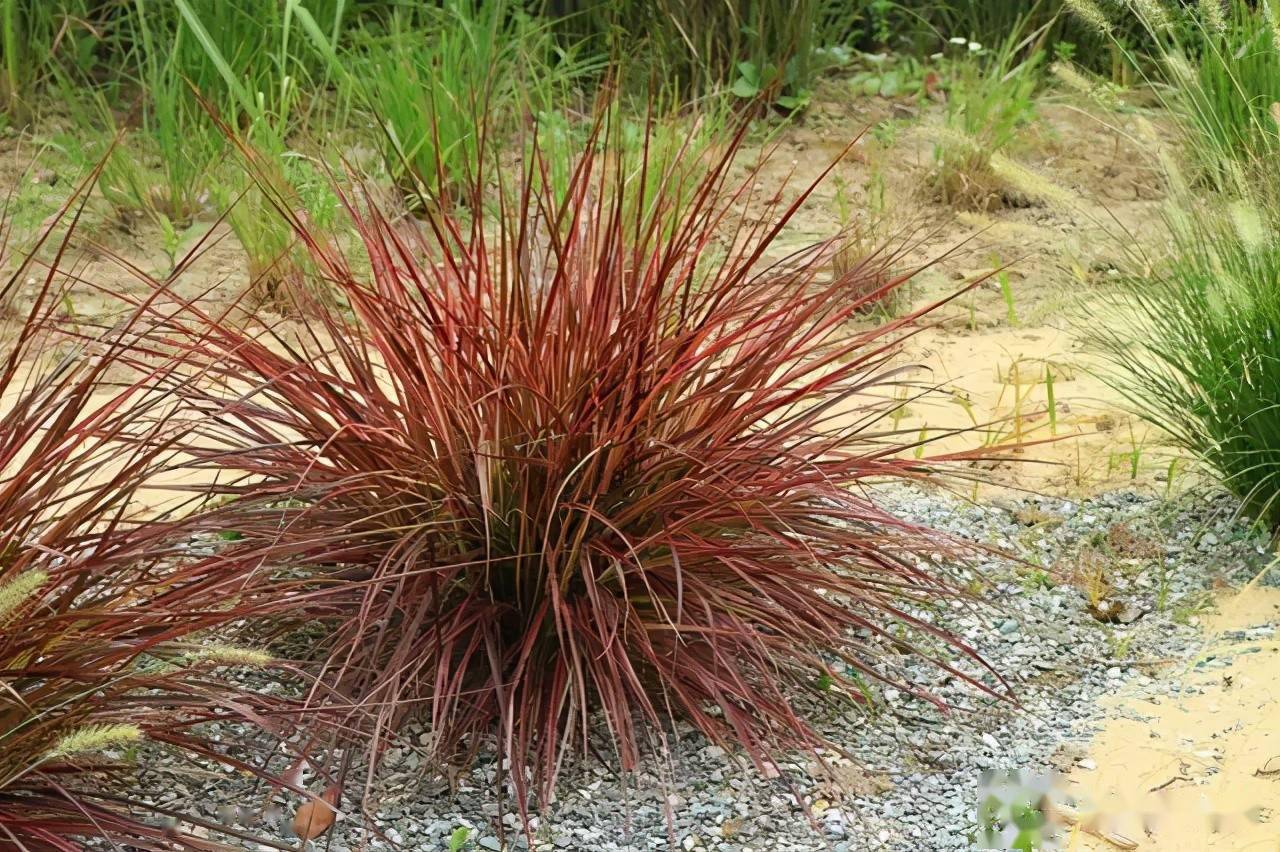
1064, 581, 1280, 849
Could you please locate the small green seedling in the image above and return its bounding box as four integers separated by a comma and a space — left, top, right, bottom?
1163, 457, 1181, 499
998, 269, 1018, 326
448, 827, 471, 851
1126, 422, 1145, 480
832, 174, 852, 226
1044, 366, 1057, 436
1020, 568, 1054, 592
888, 387, 911, 431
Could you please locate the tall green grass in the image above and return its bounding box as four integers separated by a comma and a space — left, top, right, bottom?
544, 0, 856, 103
171, 0, 345, 143
346, 0, 598, 207
63, 4, 220, 230
1179, 2, 1280, 183
1103, 178, 1280, 528
532, 97, 734, 221
1087, 3, 1280, 530
161, 0, 351, 297
1, 1, 98, 122
1070, 0, 1280, 186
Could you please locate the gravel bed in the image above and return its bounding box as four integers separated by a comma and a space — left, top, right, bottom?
131, 487, 1272, 851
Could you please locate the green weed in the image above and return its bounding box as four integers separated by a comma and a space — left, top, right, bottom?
930, 21, 1052, 209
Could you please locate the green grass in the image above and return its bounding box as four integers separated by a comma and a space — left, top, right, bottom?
1, 0, 100, 123
209, 140, 342, 309
343, 0, 598, 208
170, 0, 345, 137
931, 19, 1047, 208
1072, 0, 1280, 188
1102, 176, 1280, 528
532, 97, 734, 224
545, 0, 857, 102
1178, 2, 1280, 184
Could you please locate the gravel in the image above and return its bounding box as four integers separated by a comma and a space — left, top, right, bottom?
130, 487, 1273, 851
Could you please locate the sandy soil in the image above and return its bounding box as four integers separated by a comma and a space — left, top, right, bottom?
755, 92, 1179, 500
1064, 579, 1280, 850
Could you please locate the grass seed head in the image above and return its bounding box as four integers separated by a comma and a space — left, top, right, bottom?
47, 724, 143, 760
1064, 0, 1114, 35
0, 569, 47, 624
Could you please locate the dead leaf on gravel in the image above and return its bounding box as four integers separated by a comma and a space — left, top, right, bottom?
292, 783, 341, 841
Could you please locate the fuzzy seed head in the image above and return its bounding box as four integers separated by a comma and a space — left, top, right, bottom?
1229, 200, 1268, 252
1198, 0, 1227, 34
1163, 51, 1195, 85
190, 645, 273, 667
1052, 61, 1093, 94
988, 155, 1073, 207
1064, 0, 1113, 35
1265, 0, 1280, 52
1051, 62, 1122, 110
47, 724, 142, 759
1129, 0, 1172, 30
0, 570, 47, 625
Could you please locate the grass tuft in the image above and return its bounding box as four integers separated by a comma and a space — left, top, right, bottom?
1101, 171, 1280, 528
930, 23, 1052, 209
128, 109, 1008, 815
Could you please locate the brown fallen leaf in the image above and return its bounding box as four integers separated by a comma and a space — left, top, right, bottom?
292, 783, 341, 841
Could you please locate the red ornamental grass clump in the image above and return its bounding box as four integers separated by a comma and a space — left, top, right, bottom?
134, 117, 1006, 811
0, 187, 305, 850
